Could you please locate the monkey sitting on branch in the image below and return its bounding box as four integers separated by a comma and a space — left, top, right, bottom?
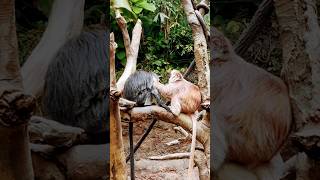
154, 69, 202, 179
122, 70, 172, 112
210, 27, 292, 179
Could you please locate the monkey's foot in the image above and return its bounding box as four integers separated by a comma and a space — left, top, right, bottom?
110, 88, 121, 101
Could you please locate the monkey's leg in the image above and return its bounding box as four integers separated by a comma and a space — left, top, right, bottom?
170, 97, 181, 116
212, 113, 228, 176
151, 88, 173, 114
188, 113, 198, 179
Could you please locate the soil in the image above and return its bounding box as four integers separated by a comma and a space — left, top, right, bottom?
122, 120, 193, 179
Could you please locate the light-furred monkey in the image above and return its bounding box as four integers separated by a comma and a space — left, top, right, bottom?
210, 27, 292, 180
154, 70, 202, 179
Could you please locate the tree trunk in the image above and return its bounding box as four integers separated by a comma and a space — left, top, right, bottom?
21, 0, 84, 97
275, 0, 320, 129
274, 0, 320, 178
0, 0, 35, 179
182, 0, 210, 102
109, 33, 127, 180
274, 0, 320, 130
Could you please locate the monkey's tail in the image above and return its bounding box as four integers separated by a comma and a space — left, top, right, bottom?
188, 113, 198, 179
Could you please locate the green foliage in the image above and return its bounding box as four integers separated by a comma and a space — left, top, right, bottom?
17, 24, 46, 65
111, 0, 196, 79
212, 1, 282, 75
212, 15, 248, 43
17, 0, 107, 66
37, 0, 54, 17
111, 0, 156, 20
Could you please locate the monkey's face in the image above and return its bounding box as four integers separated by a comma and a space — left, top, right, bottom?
210, 36, 230, 62
210, 27, 232, 62
169, 70, 183, 83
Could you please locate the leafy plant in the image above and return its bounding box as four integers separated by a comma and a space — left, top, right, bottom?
111, 0, 195, 79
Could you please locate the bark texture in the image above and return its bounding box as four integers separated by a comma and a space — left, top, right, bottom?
275, 0, 320, 178
0, 0, 35, 179
275, 0, 320, 129
182, 0, 210, 102
110, 33, 127, 180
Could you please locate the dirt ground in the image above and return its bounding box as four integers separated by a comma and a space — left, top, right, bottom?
122, 120, 194, 179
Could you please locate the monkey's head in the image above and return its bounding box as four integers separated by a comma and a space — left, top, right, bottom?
169, 70, 183, 83
210, 27, 234, 62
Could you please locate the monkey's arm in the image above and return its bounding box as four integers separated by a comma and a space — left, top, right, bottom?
154, 81, 173, 99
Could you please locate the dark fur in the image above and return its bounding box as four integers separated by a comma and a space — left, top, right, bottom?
123, 71, 171, 112
43, 31, 109, 143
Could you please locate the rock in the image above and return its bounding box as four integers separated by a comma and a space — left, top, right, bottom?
29, 116, 87, 147
32, 152, 66, 180
58, 144, 109, 180
133, 158, 190, 179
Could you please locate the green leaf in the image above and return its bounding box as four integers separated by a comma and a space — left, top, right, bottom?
136, 1, 156, 12
226, 21, 240, 33
132, 6, 143, 14
111, 0, 133, 13
38, 0, 54, 17
116, 51, 126, 61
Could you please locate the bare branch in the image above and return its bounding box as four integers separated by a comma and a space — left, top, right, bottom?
115, 10, 131, 58
21, 0, 84, 97
116, 19, 142, 92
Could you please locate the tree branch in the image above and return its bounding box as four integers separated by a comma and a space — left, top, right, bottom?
109, 33, 127, 179
116, 15, 142, 92
21, 0, 84, 97
130, 106, 210, 148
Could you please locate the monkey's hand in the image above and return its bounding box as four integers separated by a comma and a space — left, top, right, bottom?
110, 88, 121, 101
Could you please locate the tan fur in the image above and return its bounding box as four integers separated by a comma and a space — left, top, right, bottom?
155, 70, 201, 115
211, 27, 292, 176
154, 70, 202, 179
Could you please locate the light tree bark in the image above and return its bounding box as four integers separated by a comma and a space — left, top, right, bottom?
130, 106, 210, 149
274, 0, 320, 178
0, 0, 35, 179
109, 33, 127, 180
115, 11, 142, 92
275, 0, 320, 129
21, 0, 84, 97
182, 0, 210, 102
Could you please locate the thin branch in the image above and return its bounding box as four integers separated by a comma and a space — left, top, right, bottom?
115, 10, 131, 58
116, 18, 142, 92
